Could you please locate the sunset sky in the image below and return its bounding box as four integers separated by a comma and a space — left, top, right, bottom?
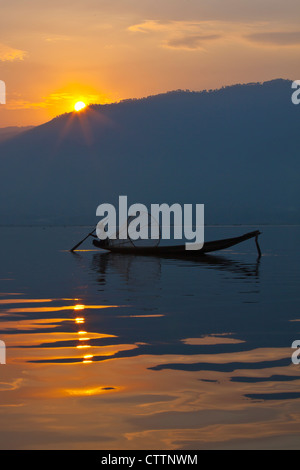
0, 0, 300, 126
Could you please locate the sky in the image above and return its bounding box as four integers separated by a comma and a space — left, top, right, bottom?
0, 0, 300, 126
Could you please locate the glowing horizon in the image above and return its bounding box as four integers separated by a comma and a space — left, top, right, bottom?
0, 1, 300, 127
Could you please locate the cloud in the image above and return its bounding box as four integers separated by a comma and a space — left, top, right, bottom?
2, 0, 300, 24
128, 20, 232, 51
165, 34, 222, 50
128, 20, 173, 33
0, 44, 27, 62
128, 20, 226, 50
246, 31, 300, 46
129, 20, 300, 51
4, 99, 46, 110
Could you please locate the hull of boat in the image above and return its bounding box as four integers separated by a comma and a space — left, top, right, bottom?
92, 230, 261, 257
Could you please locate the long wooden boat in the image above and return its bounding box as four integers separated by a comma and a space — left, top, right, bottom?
92, 230, 262, 257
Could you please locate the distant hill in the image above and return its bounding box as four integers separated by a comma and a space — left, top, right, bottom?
0, 79, 299, 225
0, 126, 34, 143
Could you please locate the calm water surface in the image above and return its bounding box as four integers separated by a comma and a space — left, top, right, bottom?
0, 226, 299, 449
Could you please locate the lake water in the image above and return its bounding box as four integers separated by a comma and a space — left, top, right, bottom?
0, 225, 299, 450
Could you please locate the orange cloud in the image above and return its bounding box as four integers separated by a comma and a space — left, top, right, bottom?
129, 19, 300, 52
0, 43, 27, 62
128, 20, 241, 50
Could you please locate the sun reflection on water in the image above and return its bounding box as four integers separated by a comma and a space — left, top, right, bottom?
0, 297, 121, 365
1, 226, 300, 450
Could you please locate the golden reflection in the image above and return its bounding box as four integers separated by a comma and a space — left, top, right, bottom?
82, 355, 94, 364
72, 304, 97, 363
0, 296, 122, 365
0, 318, 70, 331
0, 298, 53, 305
66, 386, 120, 396
149, 347, 291, 366
182, 335, 245, 346
1, 291, 298, 450
5, 304, 119, 313
0, 332, 111, 348
74, 304, 85, 311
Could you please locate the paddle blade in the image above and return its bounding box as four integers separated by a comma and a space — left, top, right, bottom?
70, 229, 95, 252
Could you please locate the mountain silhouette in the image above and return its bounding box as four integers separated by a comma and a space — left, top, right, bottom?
0, 126, 34, 143
0, 79, 299, 225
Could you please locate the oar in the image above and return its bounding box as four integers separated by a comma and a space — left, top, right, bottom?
255, 233, 262, 259
70, 228, 96, 252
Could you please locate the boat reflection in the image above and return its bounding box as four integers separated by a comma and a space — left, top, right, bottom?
0, 249, 262, 369
72, 250, 263, 368
90, 250, 261, 284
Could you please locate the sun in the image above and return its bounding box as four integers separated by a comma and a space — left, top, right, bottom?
74, 101, 86, 112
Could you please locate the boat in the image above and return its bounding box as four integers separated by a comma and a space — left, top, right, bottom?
92, 230, 262, 258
